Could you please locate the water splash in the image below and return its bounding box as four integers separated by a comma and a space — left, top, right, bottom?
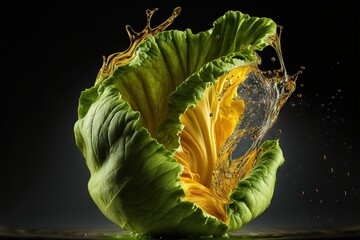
211, 26, 303, 199
96, 7, 181, 83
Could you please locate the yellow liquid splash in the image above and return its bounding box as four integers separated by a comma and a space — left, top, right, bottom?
96, 7, 181, 83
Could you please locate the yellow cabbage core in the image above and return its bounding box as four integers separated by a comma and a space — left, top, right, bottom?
175, 66, 257, 223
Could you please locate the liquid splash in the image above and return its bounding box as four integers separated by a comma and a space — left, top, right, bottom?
211, 26, 303, 199
96, 7, 181, 83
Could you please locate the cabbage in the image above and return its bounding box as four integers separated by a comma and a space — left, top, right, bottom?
74, 8, 285, 237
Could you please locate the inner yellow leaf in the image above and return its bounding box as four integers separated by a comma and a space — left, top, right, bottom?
175, 66, 256, 223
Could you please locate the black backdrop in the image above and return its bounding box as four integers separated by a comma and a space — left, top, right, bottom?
1, 0, 359, 231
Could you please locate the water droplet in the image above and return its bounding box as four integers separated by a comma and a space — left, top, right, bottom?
209, 112, 213, 117
271, 57, 276, 62
330, 168, 334, 173
300, 83, 304, 87
251, 134, 257, 140
320, 103, 325, 108
277, 129, 282, 135
347, 171, 350, 176
315, 188, 319, 193
297, 93, 302, 98
300, 190, 304, 196
322, 154, 327, 160
300, 66, 305, 70
215, 35, 221, 39
291, 103, 296, 107
319, 199, 323, 204
344, 190, 347, 196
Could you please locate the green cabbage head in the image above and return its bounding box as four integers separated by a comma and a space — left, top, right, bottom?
74, 7, 286, 237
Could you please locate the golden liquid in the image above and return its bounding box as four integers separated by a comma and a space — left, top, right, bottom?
95, 7, 181, 83
210, 27, 302, 200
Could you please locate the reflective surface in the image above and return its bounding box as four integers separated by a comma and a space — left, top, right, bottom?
1, 225, 359, 239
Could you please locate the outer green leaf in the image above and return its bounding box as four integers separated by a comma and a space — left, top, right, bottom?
75, 82, 228, 237
227, 140, 285, 231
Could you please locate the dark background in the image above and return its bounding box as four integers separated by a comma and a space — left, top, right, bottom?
1, 0, 359, 232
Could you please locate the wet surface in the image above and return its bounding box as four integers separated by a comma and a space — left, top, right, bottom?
1, 225, 359, 239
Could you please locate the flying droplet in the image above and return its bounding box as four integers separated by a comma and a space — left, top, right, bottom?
300, 66, 305, 70
330, 168, 334, 173
347, 171, 350, 176
322, 154, 327, 160
215, 35, 220, 39
271, 57, 276, 62
297, 93, 302, 98
300, 190, 304, 196
277, 129, 282, 135
344, 191, 347, 196
315, 188, 319, 193
291, 103, 296, 107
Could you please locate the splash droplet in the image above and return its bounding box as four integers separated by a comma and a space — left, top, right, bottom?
251, 134, 257, 140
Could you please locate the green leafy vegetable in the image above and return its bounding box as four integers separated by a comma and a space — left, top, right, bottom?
74, 8, 285, 237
